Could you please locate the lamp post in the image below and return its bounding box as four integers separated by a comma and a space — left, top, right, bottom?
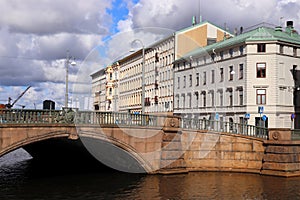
131, 39, 145, 114
65, 50, 76, 108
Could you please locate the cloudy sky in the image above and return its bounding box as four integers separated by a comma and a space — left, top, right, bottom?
0, 0, 299, 109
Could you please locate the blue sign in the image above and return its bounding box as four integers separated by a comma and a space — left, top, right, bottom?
215, 113, 219, 120
291, 113, 296, 120
258, 106, 264, 114
244, 113, 250, 119
262, 115, 267, 121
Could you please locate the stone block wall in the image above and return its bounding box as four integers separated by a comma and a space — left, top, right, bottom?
182, 130, 265, 173
262, 129, 300, 177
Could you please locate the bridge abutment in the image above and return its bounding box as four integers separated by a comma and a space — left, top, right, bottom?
158, 117, 187, 174
262, 129, 300, 177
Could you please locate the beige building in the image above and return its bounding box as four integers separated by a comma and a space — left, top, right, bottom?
174, 22, 300, 129
118, 21, 232, 114
91, 62, 119, 112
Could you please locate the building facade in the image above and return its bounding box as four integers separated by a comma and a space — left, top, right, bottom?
91, 68, 106, 111
174, 22, 300, 128
117, 21, 232, 114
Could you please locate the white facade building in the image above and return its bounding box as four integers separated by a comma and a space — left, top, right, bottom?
91, 68, 106, 111
174, 22, 300, 129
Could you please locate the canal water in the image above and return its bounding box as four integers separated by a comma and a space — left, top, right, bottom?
1, 149, 300, 200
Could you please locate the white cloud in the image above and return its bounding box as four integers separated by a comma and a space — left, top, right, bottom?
1, 0, 300, 109
126, 0, 300, 33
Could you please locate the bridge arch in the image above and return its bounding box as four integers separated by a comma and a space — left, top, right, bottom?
0, 124, 77, 157
76, 125, 165, 173
79, 130, 155, 173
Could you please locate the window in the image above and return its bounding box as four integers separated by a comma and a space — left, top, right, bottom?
177, 77, 180, 89
109, 88, 112, 95
189, 74, 192, 87
229, 118, 234, 131
229, 90, 233, 106
211, 53, 215, 61
229, 66, 234, 81
239, 46, 244, 55
257, 89, 266, 105
294, 47, 297, 57
176, 95, 179, 108
229, 48, 233, 57
155, 52, 159, 62
188, 93, 191, 108
257, 44, 266, 52
196, 73, 199, 86
207, 38, 217, 45
220, 51, 224, 60
211, 92, 215, 107
280, 45, 284, 54
239, 90, 243, 105
203, 92, 206, 107
239, 64, 244, 79
257, 63, 266, 78
109, 73, 113, 80
182, 94, 185, 108
220, 68, 224, 82
220, 91, 223, 106
183, 76, 186, 88
195, 92, 199, 108
203, 72, 207, 85
211, 70, 215, 83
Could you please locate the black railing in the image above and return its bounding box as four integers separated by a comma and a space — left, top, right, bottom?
179, 118, 268, 139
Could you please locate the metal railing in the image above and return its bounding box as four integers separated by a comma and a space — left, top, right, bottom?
0, 109, 268, 139
0, 109, 60, 124
179, 118, 268, 139
0, 109, 167, 128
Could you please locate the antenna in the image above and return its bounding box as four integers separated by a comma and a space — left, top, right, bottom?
198, 0, 202, 23
224, 23, 227, 39
234, 28, 238, 36
279, 16, 284, 27
192, 16, 196, 26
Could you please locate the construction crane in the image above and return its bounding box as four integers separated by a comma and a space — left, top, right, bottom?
0, 86, 31, 109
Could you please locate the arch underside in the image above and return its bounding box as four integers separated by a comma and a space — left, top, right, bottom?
1, 128, 153, 173
79, 131, 154, 173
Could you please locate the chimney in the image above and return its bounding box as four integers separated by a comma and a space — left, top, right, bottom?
287, 21, 294, 28
275, 26, 282, 32
286, 21, 294, 34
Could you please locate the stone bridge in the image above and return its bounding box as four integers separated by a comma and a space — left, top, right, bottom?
0, 109, 299, 177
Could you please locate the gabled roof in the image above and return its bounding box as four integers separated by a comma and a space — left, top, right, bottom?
176, 25, 300, 63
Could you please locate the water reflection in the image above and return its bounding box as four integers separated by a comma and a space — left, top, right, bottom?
1, 149, 300, 200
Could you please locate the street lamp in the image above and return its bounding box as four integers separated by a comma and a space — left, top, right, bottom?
65, 50, 76, 108
131, 39, 145, 114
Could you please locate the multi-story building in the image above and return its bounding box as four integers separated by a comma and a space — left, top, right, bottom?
173, 21, 300, 128
91, 62, 119, 112
118, 21, 232, 114
91, 68, 106, 111
105, 65, 114, 111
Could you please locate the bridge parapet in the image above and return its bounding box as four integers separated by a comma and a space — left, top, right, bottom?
0, 109, 268, 140
0, 109, 168, 128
